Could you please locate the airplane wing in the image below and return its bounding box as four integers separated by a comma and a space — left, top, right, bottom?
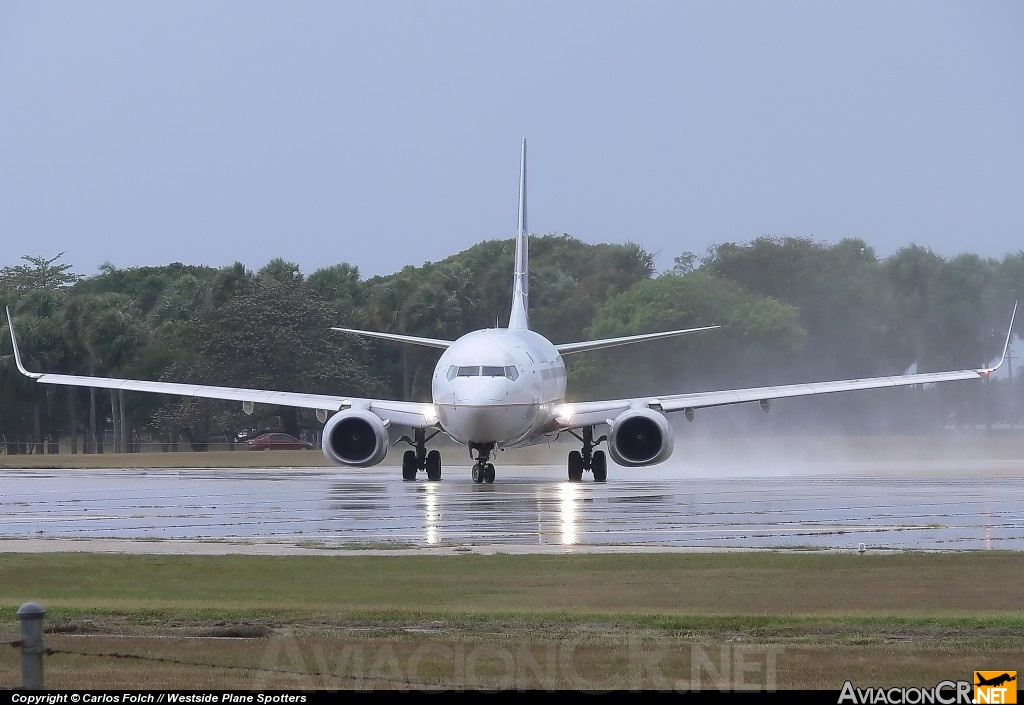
555, 368, 997, 430
554, 302, 1017, 430
6, 309, 437, 430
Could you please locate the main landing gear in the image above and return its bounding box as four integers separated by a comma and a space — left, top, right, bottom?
565, 426, 608, 483
398, 431, 606, 484
398, 428, 442, 481
469, 442, 496, 484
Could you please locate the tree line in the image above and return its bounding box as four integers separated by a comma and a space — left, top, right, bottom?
1, 235, 1021, 454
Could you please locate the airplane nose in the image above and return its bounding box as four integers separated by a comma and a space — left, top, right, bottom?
433, 373, 541, 445
453, 378, 507, 404
438, 400, 539, 445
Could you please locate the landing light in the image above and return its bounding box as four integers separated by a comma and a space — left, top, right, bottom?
423, 405, 439, 425
555, 404, 574, 424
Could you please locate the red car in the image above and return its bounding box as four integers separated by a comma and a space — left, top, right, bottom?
245, 433, 315, 450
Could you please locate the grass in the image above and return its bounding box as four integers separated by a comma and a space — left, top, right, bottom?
1, 552, 1022, 690
0, 448, 333, 469
2, 552, 1023, 614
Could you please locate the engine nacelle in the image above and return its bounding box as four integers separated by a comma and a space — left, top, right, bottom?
607, 408, 674, 467
321, 409, 390, 467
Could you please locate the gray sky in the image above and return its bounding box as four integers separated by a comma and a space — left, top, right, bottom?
2, 1, 1022, 281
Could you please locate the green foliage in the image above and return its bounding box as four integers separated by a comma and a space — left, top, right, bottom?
701, 236, 893, 379
0, 231, 1020, 447
308, 262, 368, 327
208, 261, 255, 307
571, 271, 805, 398
258, 258, 303, 283
154, 277, 383, 439
0, 253, 79, 305
525, 235, 655, 342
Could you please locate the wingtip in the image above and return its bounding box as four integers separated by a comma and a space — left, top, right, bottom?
982, 300, 1017, 375
5, 307, 42, 379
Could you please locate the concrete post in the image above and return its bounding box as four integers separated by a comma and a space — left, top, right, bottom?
17, 602, 45, 689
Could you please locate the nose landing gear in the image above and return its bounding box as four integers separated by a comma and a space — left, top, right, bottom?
469, 442, 496, 484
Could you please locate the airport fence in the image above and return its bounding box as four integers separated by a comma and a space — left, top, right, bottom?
0, 437, 255, 456
3, 603, 425, 691
5, 602, 789, 692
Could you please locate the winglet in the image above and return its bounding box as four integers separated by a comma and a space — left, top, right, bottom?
508, 138, 529, 330
983, 300, 1018, 374
5, 307, 42, 379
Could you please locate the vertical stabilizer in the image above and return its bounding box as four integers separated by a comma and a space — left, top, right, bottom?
509, 138, 530, 330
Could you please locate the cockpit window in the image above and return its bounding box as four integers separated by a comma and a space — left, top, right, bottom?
448, 364, 520, 380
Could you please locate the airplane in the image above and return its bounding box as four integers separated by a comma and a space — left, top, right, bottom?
975, 673, 1016, 687
4, 139, 1018, 484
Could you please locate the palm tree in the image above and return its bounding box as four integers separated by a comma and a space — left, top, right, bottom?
65, 292, 146, 453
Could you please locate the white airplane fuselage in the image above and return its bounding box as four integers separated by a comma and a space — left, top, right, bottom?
431, 328, 566, 447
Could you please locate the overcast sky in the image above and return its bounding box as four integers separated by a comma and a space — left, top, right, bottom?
1, 1, 1022, 281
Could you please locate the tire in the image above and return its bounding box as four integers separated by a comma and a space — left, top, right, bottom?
402, 450, 418, 481
426, 450, 442, 481
568, 451, 584, 482
592, 450, 608, 483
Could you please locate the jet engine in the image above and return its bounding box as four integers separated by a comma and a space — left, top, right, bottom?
321, 409, 390, 467
607, 408, 674, 466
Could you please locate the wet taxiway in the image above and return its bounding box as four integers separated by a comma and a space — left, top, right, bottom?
2, 459, 1023, 554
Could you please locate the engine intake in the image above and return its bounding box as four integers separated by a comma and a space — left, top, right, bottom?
322, 409, 390, 467
607, 408, 674, 466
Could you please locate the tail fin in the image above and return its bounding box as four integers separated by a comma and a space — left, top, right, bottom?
508, 138, 529, 330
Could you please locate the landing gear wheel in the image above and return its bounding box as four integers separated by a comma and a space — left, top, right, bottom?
426, 450, 442, 481
566, 425, 609, 484
469, 442, 496, 484
402, 450, 418, 481
592, 450, 607, 483
568, 450, 584, 482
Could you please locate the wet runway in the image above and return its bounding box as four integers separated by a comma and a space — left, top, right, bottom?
2, 461, 1023, 554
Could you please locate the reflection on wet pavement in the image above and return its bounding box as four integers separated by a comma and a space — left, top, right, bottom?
1, 464, 1022, 551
